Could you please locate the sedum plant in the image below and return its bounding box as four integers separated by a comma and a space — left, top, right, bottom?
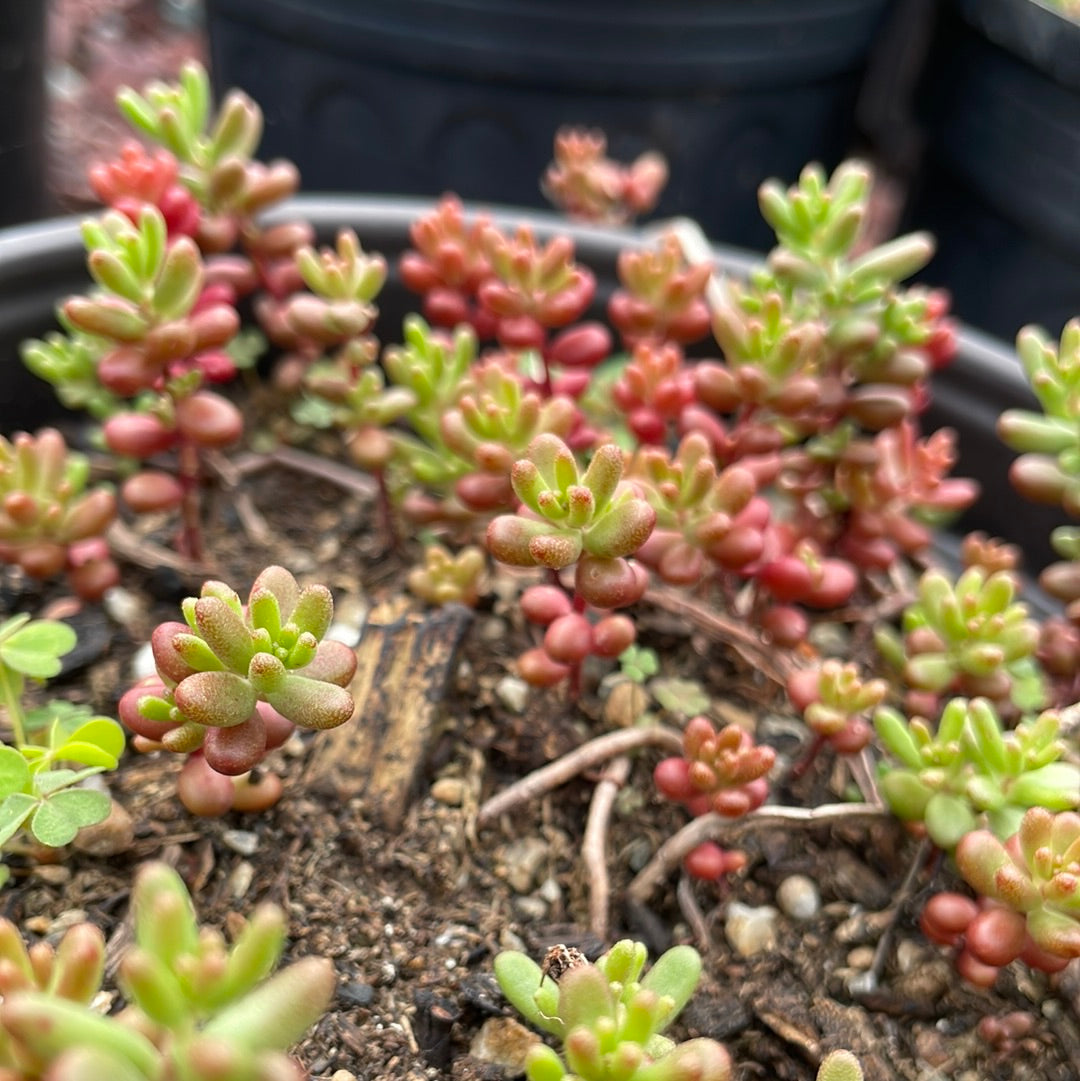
0, 860, 334, 1080
494, 940, 731, 1081
118, 566, 357, 816
407, 542, 486, 607
0, 429, 119, 601
876, 564, 1044, 716
921, 808, 1080, 987
874, 696, 1080, 850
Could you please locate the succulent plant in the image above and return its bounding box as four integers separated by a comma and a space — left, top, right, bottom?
787, 660, 887, 756
494, 940, 731, 1081
608, 234, 710, 347
875, 697, 1080, 849
653, 716, 774, 819
118, 566, 357, 815
0, 429, 119, 600
542, 128, 668, 226
116, 60, 299, 250
0, 860, 334, 1080
407, 543, 486, 607
882, 564, 1044, 713
957, 807, 1080, 963
487, 435, 654, 603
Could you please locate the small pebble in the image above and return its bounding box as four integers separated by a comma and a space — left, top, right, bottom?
495, 675, 530, 714
512, 896, 548, 922
222, 829, 259, 857
603, 681, 648, 728
499, 836, 548, 892
338, 982, 375, 1007
537, 876, 562, 905
130, 641, 157, 681
326, 620, 363, 648
331, 1073, 358, 1081
776, 874, 820, 920
847, 945, 875, 969
724, 902, 779, 957
470, 1017, 539, 1071
228, 861, 254, 899
431, 777, 465, 806
102, 586, 144, 629
32, 865, 71, 886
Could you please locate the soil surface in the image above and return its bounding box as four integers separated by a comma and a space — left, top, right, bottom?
4, 455, 1080, 1081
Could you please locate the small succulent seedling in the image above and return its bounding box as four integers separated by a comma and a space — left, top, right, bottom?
817, 1051, 864, 1081
875, 697, 1079, 849
543, 128, 668, 226
0, 860, 335, 1080
119, 566, 357, 815
0, 616, 124, 881
880, 565, 1044, 713
407, 542, 486, 607
494, 940, 732, 1081
654, 716, 774, 819
957, 807, 1080, 963
487, 435, 654, 600
609, 234, 710, 348
0, 429, 119, 600
115, 60, 298, 240
787, 660, 887, 757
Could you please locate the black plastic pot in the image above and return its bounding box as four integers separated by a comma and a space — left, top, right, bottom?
205, 0, 892, 251
903, 0, 1080, 341
0, 194, 1062, 569
0, 0, 47, 227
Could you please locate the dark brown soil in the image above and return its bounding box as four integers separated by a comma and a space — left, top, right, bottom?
4, 458, 1080, 1081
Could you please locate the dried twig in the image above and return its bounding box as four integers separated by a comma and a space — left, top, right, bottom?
231, 445, 377, 498
626, 803, 890, 904
107, 519, 211, 577
203, 449, 273, 546
476, 726, 683, 828
676, 873, 711, 951
582, 754, 631, 942
849, 836, 933, 996
642, 586, 795, 687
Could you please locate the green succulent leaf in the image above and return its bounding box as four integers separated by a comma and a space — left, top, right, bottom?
493, 951, 563, 1036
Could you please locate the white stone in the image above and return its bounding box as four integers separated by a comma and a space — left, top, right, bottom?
724, 902, 779, 957
103, 586, 143, 629
130, 641, 157, 681
776, 874, 820, 920
495, 675, 530, 713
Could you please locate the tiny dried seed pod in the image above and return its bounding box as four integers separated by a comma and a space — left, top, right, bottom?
540, 944, 587, 984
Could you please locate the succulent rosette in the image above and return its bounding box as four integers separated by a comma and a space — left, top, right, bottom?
119, 567, 356, 812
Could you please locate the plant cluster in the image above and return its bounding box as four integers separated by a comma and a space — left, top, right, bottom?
118, 565, 357, 816
7, 61, 1080, 1077
0, 860, 333, 1080
874, 696, 1079, 850
921, 807, 1080, 986
653, 717, 773, 881
0, 429, 118, 601
494, 940, 732, 1081
494, 940, 866, 1081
